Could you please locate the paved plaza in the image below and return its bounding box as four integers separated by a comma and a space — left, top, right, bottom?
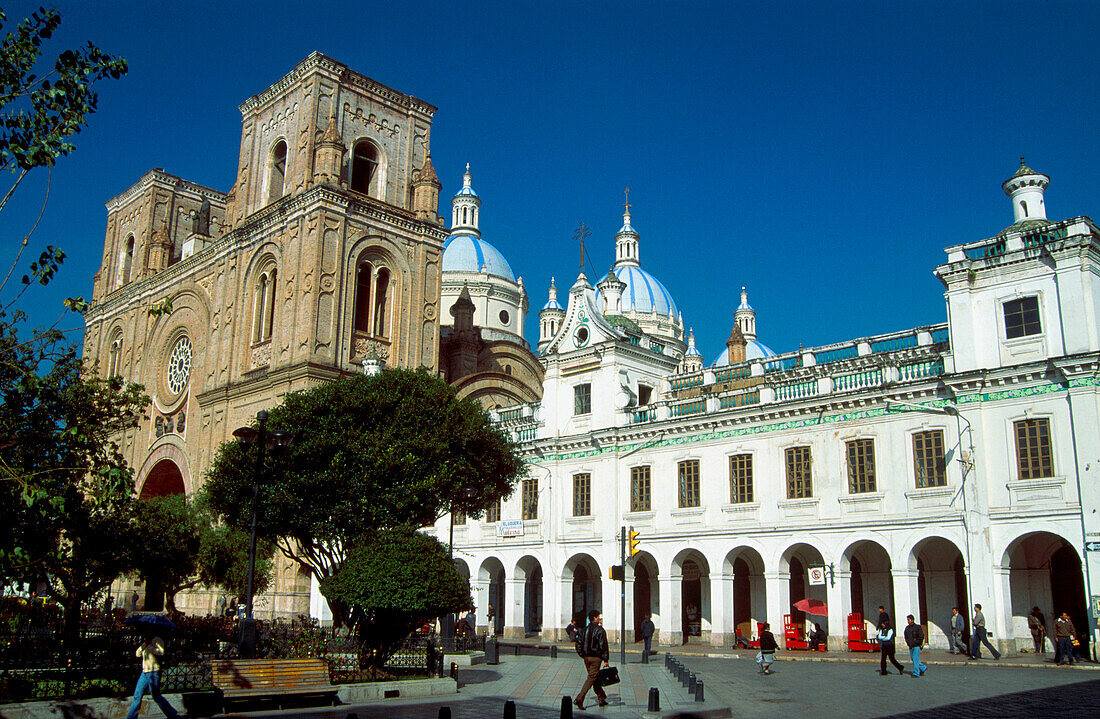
210, 651, 1100, 719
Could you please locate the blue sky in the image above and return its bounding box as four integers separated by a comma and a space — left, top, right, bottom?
3, 0, 1100, 361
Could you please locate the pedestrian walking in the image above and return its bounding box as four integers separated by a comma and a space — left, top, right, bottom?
639, 613, 655, 657
969, 604, 1001, 660
757, 622, 778, 674
876, 605, 890, 631
904, 615, 927, 677
487, 602, 496, 637
566, 615, 581, 643
125, 630, 181, 719
1054, 612, 1077, 665
573, 609, 610, 711
1028, 607, 1047, 655
949, 607, 967, 655
877, 619, 905, 675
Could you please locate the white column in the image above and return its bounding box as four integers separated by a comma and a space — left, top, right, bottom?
765, 571, 787, 647
893, 569, 920, 626
658, 574, 679, 645
472, 578, 491, 633
827, 570, 852, 650
506, 578, 525, 638
992, 564, 1014, 656
602, 576, 623, 644
711, 572, 735, 647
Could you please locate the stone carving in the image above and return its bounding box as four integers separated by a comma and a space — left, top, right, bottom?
320, 274, 335, 292
251, 342, 272, 367
192, 197, 211, 235
344, 104, 400, 137
352, 337, 389, 361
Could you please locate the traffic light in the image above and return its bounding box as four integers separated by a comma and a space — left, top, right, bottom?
628, 528, 641, 557
609, 565, 624, 581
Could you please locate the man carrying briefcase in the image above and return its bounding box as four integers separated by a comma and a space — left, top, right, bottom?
574, 609, 610, 710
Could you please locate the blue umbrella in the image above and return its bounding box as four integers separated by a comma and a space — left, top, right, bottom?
124, 614, 175, 631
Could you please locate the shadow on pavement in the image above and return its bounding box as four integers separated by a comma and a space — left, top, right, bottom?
877, 678, 1100, 718
455, 668, 502, 687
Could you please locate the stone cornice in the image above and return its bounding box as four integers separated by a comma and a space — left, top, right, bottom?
239, 51, 437, 119
105, 168, 227, 211
88, 184, 447, 321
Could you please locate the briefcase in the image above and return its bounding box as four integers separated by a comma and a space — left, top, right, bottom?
597, 666, 620, 686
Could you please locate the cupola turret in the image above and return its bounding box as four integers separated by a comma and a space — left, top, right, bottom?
735, 287, 757, 340
1002, 157, 1050, 224
539, 277, 565, 351
450, 163, 481, 236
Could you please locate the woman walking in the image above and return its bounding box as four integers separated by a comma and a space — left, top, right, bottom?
877, 619, 905, 675
758, 622, 778, 675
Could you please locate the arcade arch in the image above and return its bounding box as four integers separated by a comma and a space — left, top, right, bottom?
1002, 531, 1086, 650
563, 554, 602, 628
724, 546, 766, 642
909, 536, 968, 648
478, 556, 505, 635
673, 549, 710, 643
516, 555, 544, 634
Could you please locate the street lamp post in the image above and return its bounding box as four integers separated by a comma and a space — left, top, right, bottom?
232, 410, 293, 658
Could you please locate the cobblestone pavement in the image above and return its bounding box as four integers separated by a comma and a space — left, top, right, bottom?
212, 652, 1099, 719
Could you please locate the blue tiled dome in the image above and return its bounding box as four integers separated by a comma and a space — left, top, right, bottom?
454, 186, 479, 199
597, 265, 677, 317
443, 233, 515, 281
714, 340, 776, 365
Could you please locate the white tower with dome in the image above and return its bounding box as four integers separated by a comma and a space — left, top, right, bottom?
440, 164, 528, 341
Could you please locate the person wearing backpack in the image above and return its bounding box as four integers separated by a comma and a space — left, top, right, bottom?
574, 609, 610, 711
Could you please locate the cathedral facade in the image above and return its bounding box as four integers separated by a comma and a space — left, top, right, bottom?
444, 163, 1100, 656
84, 53, 534, 616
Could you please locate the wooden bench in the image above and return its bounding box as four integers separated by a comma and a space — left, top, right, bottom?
212, 658, 339, 711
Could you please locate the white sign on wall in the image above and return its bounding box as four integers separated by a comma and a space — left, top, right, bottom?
808, 566, 826, 586
497, 520, 524, 537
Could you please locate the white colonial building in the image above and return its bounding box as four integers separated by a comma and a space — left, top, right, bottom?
439, 162, 1100, 654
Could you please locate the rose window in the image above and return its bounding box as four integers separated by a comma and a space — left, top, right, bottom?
167, 336, 192, 394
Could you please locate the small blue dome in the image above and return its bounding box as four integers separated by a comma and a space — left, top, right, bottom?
714, 340, 776, 366
597, 265, 677, 317
443, 233, 514, 281
542, 297, 563, 311
453, 186, 479, 199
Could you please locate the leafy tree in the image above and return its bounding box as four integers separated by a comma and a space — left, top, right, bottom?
0, 339, 148, 641
0, 7, 129, 641
202, 368, 525, 624
130, 494, 275, 615
320, 529, 470, 671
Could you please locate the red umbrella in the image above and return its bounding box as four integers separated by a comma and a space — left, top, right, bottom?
793, 598, 829, 616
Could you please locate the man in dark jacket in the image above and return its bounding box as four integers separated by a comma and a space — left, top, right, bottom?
639, 614, 655, 657
574, 609, 610, 710
904, 615, 926, 677
877, 606, 890, 631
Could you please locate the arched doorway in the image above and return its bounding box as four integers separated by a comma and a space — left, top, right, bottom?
843, 540, 893, 630
632, 552, 659, 636
137, 459, 186, 611
516, 555, 544, 635
1004, 531, 1087, 653
564, 554, 602, 630
781, 543, 826, 646
910, 536, 968, 650
139, 459, 185, 499
673, 550, 710, 644
725, 546, 766, 642
477, 557, 505, 636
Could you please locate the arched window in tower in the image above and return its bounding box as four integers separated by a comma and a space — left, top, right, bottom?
268, 141, 287, 203
251, 268, 277, 343
108, 336, 122, 378
351, 141, 380, 195
1020, 200, 1028, 218
462, 207, 468, 225
354, 261, 374, 333
119, 235, 134, 286
264, 269, 277, 340
373, 268, 390, 337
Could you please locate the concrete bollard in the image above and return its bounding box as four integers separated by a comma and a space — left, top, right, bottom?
486, 636, 499, 665
504, 699, 517, 719
648, 687, 661, 712
439, 709, 452, 719
688, 672, 697, 694
551, 644, 558, 659
665, 653, 671, 670
560, 695, 573, 718
695, 680, 705, 703
642, 646, 649, 663
681, 666, 690, 687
